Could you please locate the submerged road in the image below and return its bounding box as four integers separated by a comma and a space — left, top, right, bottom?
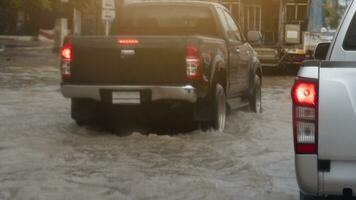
0, 45, 297, 200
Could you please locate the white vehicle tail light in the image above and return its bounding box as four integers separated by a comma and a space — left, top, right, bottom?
292, 78, 318, 154
60, 38, 73, 79
186, 44, 201, 81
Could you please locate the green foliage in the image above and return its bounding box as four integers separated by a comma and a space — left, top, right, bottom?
29, 0, 52, 10
323, 2, 343, 29
0, 0, 23, 10
0, 0, 103, 13
69, 0, 100, 11
0, 0, 52, 11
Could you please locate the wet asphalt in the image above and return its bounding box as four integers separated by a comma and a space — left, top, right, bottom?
0, 44, 298, 200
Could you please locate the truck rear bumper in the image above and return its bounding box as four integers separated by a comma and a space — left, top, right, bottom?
322, 161, 356, 197
296, 155, 356, 197
61, 84, 198, 103
295, 155, 319, 195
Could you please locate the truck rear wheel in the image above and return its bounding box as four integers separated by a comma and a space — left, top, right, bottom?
213, 83, 227, 131
249, 75, 262, 113
300, 192, 318, 200
71, 98, 97, 126
199, 83, 227, 132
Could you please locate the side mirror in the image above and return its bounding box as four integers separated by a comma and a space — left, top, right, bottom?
247, 31, 262, 45
314, 42, 331, 60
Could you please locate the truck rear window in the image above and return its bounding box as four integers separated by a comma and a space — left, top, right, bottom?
343, 12, 356, 50
113, 5, 219, 37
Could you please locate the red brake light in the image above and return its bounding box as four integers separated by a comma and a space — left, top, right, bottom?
118, 39, 139, 45
186, 44, 200, 58
292, 78, 318, 154
61, 43, 73, 61
292, 81, 317, 106
186, 44, 201, 80
60, 40, 73, 79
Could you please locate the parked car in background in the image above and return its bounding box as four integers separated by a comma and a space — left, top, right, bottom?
292, 0, 356, 199
60, 1, 262, 131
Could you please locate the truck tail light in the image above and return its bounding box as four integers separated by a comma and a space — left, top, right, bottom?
118, 39, 139, 45
186, 44, 201, 80
292, 78, 318, 154
61, 43, 73, 61
60, 39, 73, 78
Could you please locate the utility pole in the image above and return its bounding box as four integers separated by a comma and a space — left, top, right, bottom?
54, 0, 69, 52
278, 0, 285, 45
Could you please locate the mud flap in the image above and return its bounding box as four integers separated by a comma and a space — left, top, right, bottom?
193, 98, 214, 122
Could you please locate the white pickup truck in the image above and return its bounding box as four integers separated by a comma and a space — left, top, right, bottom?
292, 0, 356, 199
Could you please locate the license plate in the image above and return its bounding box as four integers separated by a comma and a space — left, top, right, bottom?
112, 91, 141, 104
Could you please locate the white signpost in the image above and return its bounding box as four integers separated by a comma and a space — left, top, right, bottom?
102, 9, 116, 21
102, 0, 115, 9
102, 0, 116, 36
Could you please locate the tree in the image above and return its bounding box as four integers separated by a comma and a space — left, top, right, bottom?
0, 0, 52, 11
68, 0, 99, 12
0, 0, 22, 10
323, 1, 343, 29
26, 0, 52, 10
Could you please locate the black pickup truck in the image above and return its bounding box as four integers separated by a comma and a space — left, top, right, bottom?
60, 1, 262, 131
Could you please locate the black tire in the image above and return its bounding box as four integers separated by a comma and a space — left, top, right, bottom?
300, 192, 319, 200
199, 83, 227, 132
249, 75, 262, 113
71, 98, 97, 126
211, 83, 227, 131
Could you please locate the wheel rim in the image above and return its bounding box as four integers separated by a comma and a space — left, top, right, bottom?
216, 85, 226, 131
256, 79, 262, 113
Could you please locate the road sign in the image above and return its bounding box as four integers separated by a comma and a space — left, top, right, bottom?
102, 0, 115, 10
102, 0, 116, 36
102, 0, 116, 21
102, 9, 116, 21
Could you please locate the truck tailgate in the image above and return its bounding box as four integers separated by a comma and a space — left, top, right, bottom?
70, 36, 187, 85
319, 61, 356, 160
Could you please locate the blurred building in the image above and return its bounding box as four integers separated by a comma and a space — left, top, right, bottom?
70, 0, 309, 41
